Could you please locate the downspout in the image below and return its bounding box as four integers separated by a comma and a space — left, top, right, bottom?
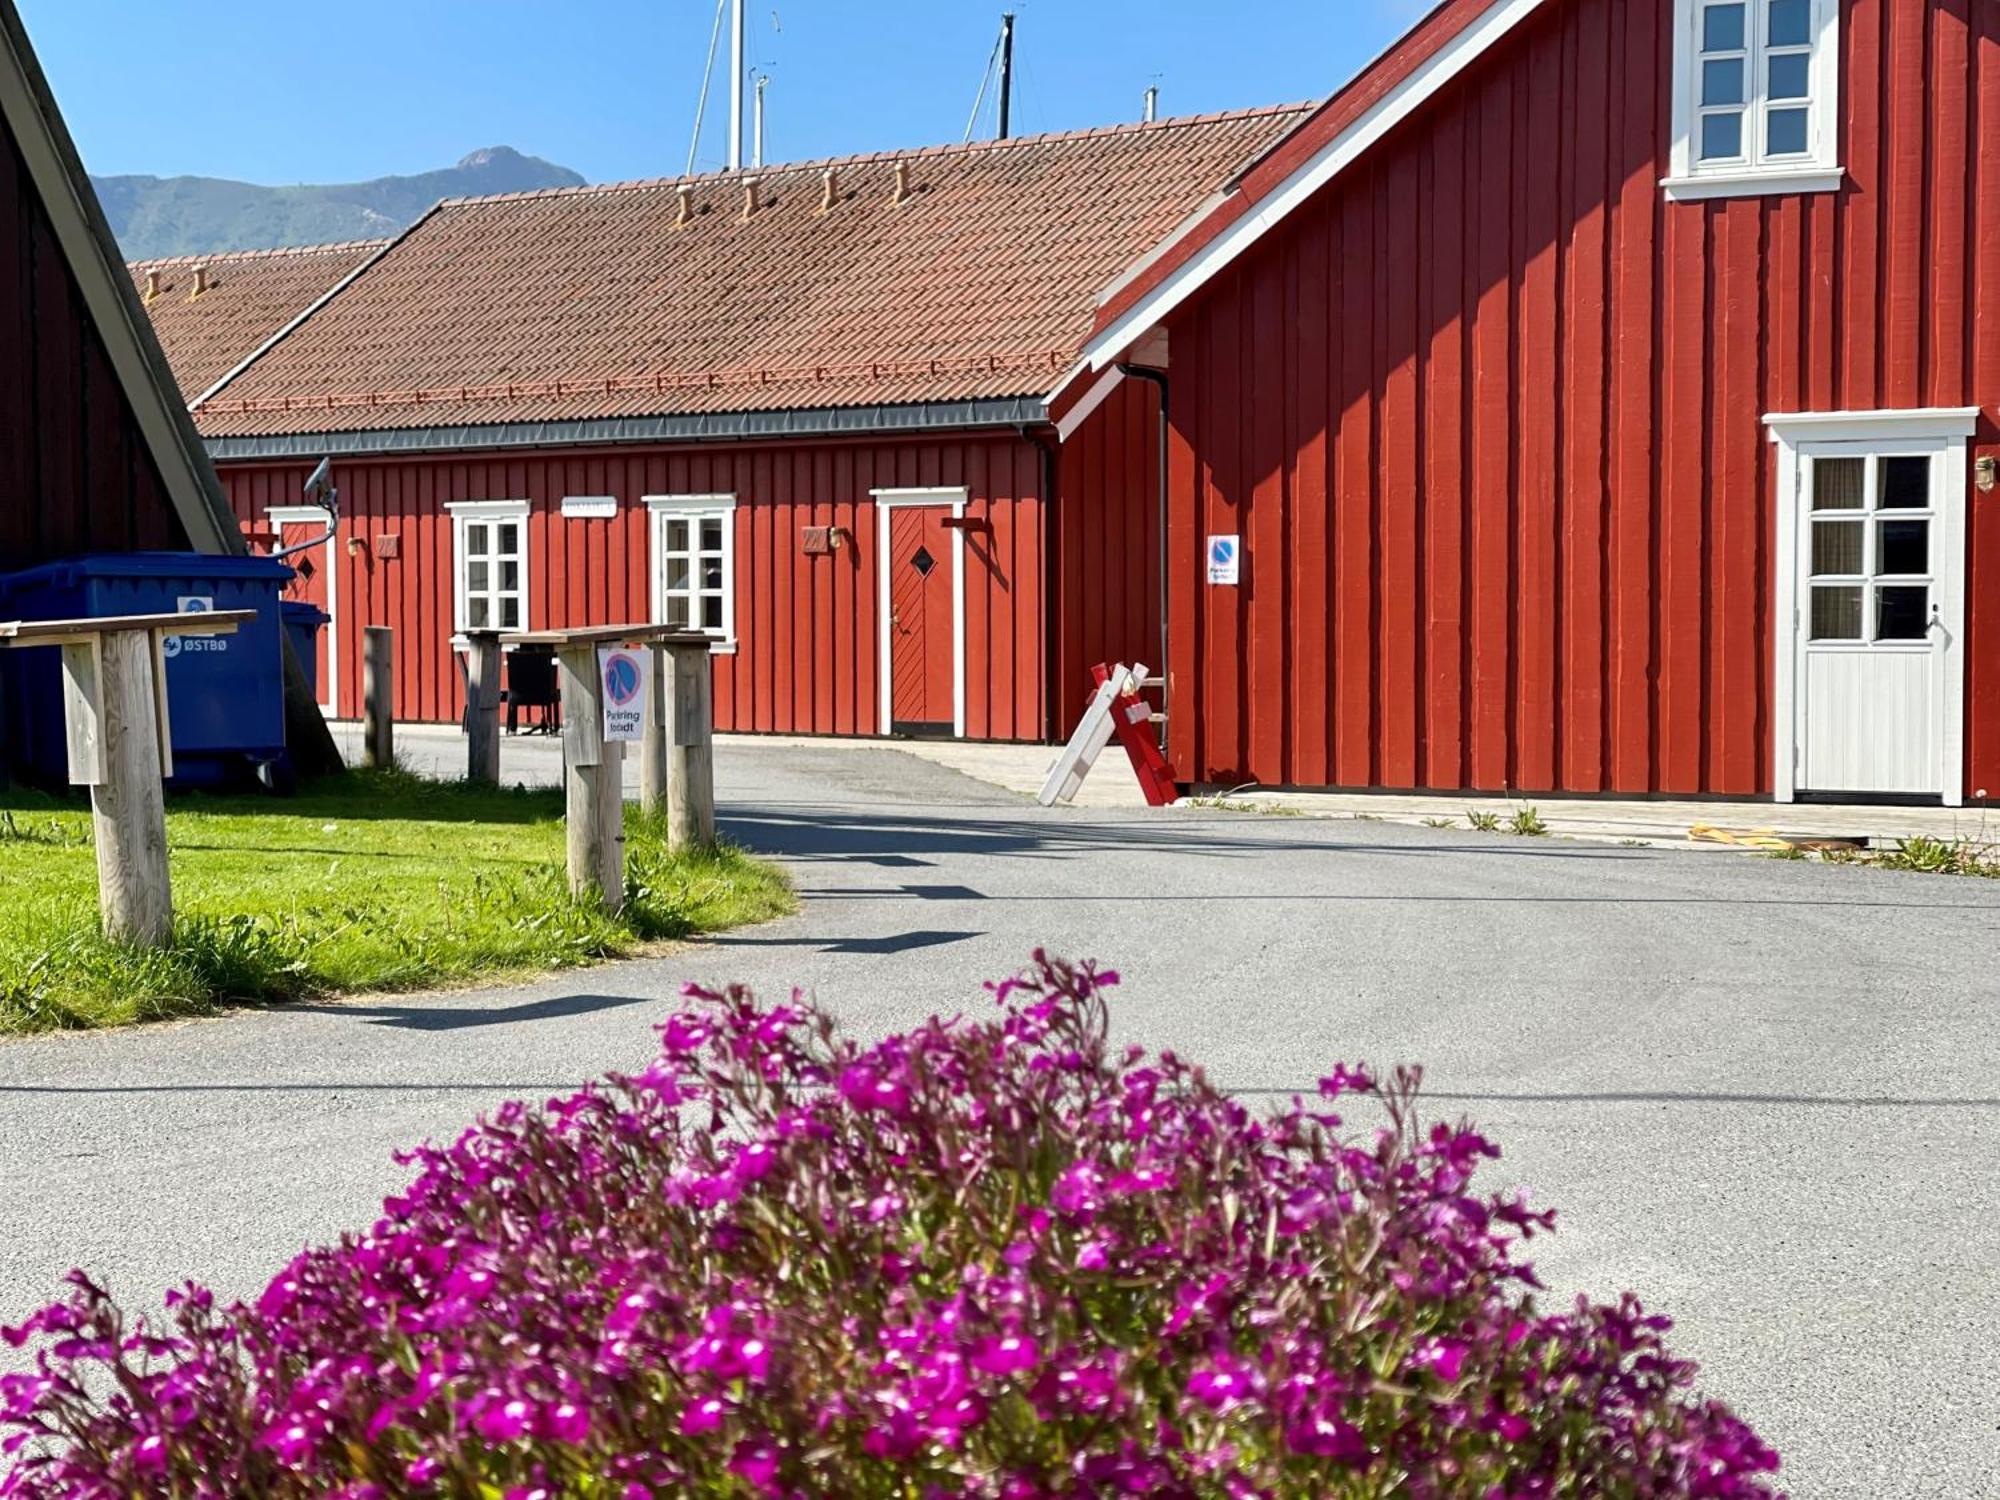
1116, 364, 1170, 737
1024, 424, 1061, 741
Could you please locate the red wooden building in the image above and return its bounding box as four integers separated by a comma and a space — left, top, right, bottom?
1069, 0, 2000, 806
159, 110, 1304, 738
0, 0, 237, 575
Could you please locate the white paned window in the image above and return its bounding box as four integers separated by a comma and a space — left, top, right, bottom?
446, 500, 529, 634
1665, 0, 1840, 200
646, 495, 736, 650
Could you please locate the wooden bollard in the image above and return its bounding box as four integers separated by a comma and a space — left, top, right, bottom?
555, 643, 625, 910
639, 644, 669, 815
77, 630, 174, 945
362, 626, 394, 769
663, 638, 715, 852
463, 630, 502, 785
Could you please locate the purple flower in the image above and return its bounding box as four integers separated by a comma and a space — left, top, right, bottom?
970, 1334, 1040, 1377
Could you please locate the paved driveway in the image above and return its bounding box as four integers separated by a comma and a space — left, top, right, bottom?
3, 741, 1996, 1495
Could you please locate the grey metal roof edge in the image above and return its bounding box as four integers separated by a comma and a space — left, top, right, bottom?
202, 398, 1052, 462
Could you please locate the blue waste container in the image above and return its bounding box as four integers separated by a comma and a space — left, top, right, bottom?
0, 552, 293, 789
279, 599, 329, 704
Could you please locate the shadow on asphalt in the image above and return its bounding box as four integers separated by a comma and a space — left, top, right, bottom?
720, 805, 1641, 865
288, 992, 659, 1032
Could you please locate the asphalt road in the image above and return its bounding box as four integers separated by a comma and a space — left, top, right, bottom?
3, 741, 1996, 1495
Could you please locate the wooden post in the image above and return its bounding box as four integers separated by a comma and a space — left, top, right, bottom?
664, 638, 716, 852
639, 644, 669, 815
362, 626, 393, 769
463, 631, 502, 785
556, 643, 625, 910
79, 630, 173, 944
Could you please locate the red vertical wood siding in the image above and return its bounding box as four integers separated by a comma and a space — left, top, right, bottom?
1166, 0, 2000, 797
0, 118, 183, 570
220, 431, 1052, 740
1052, 378, 1164, 732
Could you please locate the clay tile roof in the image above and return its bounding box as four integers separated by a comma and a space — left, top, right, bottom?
129, 240, 388, 400
191, 105, 1310, 438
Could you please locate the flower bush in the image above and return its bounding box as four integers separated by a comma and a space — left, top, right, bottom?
2, 955, 1782, 1497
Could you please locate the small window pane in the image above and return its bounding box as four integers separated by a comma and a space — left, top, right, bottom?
1812, 457, 1865, 509
702, 557, 724, 590
500, 559, 519, 592
1811, 520, 1863, 576
1880, 456, 1931, 509
1877, 519, 1929, 576
700, 517, 724, 552
1701, 111, 1745, 161
666, 557, 690, 591
1766, 107, 1809, 156
1767, 0, 1810, 47
468, 560, 490, 593
467, 596, 490, 629
466, 522, 488, 554
496, 521, 520, 553
1810, 585, 1862, 641
666, 519, 690, 552
1875, 586, 1929, 641
1703, 2, 1746, 50
665, 596, 689, 628
500, 598, 521, 630
1702, 57, 1745, 106
701, 596, 723, 631
1768, 52, 1811, 100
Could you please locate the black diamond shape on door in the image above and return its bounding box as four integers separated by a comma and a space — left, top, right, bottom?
909, 546, 936, 577
295, 555, 316, 580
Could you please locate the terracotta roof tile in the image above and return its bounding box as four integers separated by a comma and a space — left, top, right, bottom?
192, 106, 1309, 437
129, 241, 388, 400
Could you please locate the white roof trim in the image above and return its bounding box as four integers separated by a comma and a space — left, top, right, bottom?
1763, 407, 1983, 443
1082, 0, 1552, 372
1054, 366, 1128, 443
0, 0, 239, 553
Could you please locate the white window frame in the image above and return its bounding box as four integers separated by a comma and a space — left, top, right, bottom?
645, 494, 737, 653
1664, 0, 1842, 201
872, 487, 967, 739
1765, 407, 1978, 805
265, 503, 339, 718
445, 500, 531, 638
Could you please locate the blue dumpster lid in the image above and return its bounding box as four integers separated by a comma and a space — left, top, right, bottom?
2, 550, 293, 588
279, 598, 330, 624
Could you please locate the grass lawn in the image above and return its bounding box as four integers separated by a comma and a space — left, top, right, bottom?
0, 768, 794, 1034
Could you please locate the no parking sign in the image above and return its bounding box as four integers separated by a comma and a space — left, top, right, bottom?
598, 646, 649, 742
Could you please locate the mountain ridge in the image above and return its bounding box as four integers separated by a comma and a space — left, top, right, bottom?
101, 147, 586, 261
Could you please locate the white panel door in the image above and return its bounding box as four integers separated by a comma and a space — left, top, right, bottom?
1792, 444, 1959, 798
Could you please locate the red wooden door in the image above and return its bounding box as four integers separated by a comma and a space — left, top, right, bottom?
278, 518, 334, 711
885, 505, 956, 735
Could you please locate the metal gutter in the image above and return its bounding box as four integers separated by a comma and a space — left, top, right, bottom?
203, 398, 1052, 462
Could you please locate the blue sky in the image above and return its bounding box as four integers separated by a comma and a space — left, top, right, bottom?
20, 1, 1424, 185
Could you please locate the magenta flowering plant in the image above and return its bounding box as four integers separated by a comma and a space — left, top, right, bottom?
2, 954, 1782, 1497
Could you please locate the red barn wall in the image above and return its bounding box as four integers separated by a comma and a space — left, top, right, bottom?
0, 117, 185, 570
221, 431, 1052, 740
1166, 0, 2000, 797
1053, 376, 1165, 732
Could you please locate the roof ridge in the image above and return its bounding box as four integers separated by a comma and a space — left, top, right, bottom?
129, 239, 392, 270
436, 101, 1319, 210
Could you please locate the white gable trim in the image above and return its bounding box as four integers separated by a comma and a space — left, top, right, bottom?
1082, 0, 1552, 372
1054, 365, 1127, 442
0, 0, 239, 553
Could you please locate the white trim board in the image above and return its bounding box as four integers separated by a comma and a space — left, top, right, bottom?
1054, 365, 1128, 442
265, 504, 340, 717
1766, 409, 1975, 807
560, 495, 619, 519
1082, 0, 1551, 372
872, 487, 967, 738
643, 494, 739, 654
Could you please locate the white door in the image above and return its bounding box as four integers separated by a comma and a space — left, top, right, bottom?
1790, 442, 1962, 800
